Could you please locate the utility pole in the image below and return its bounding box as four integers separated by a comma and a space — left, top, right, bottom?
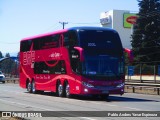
59, 21, 68, 29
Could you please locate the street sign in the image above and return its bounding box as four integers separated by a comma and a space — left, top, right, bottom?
128, 66, 134, 76
158, 65, 160, 76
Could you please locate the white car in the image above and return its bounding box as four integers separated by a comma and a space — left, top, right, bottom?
0, 71, 5, 83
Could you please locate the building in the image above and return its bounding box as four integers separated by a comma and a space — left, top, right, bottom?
100, 10, 137, 49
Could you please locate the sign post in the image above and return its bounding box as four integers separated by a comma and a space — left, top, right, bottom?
158, 65, 160, 76
127, 66, 134, 81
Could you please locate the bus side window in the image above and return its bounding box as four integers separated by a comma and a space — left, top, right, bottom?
34, 60, 66, 74
64, 31, 78, 48
51, 34, 60, 47
20, 40, 32, 52
33, 38, 41, 50
36, 34, 60, 50
64, 32, 69, 48
70, 49, 81, 74
64, 31, 80, 74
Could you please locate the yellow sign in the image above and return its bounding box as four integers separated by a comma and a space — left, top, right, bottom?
123, 13, 138, 28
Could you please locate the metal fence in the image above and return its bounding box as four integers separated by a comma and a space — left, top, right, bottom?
126, 63, 160, 83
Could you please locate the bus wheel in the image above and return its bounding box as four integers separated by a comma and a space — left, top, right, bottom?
65, 83, 71, 98
31, 81, 37, 94
27, 82, 32, 93
57, 83, 63, 97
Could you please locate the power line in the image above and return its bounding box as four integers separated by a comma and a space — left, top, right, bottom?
41, 23, 60, 33
69, 22, 99, 25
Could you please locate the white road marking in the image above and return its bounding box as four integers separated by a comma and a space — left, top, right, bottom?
0, 85, 152, 112
0, 98, 97, 120
0, 89, 143, 111
0, 98, 53, 111
80, 117, 97, 120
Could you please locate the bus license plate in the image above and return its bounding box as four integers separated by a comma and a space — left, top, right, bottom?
102, 91, 108, 94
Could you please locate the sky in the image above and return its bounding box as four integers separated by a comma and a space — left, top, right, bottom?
0, 0, 139, 56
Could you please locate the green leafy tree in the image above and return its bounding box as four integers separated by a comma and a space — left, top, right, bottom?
131, 0, 160, 64
0, 51, 3, 58
5, 53, 10, 57
1, 53, 13, 75
0, 52, 19, 76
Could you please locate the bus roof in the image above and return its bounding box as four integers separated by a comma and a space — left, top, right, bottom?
21, 26, 117, 41
68, 26, 116, 32
21, 29, 68, 41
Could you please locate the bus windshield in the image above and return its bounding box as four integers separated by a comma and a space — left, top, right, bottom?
78, 29, 123, 52
78, 29, 124, 80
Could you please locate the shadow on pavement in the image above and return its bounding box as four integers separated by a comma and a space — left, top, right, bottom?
24, 91, 159, 102
107, 95, 160, 102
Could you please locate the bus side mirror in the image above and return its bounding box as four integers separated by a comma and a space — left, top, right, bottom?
124, 48, 133, 63
74, 47, 84, 62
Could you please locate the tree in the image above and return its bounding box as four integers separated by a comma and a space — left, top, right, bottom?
0, 51, 3, 70
0, 52, 19, 77
0, 51, 3, 58
131, 0, 160, 64
5, 53, 10, 57
1, 53, 13, 75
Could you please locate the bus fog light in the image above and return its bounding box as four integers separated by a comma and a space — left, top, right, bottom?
84, 88, 88, 92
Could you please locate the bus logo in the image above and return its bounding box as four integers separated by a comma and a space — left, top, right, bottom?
49, 52, 61, 58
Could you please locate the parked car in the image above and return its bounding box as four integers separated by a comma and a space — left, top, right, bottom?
0, 71, 5, 83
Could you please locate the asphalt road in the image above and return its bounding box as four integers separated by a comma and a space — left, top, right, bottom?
0, 83, 160, 120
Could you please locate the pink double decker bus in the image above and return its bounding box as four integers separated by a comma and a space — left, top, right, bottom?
19, 27, 125, 99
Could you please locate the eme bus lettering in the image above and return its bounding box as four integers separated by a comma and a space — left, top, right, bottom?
23, 51, 35, 65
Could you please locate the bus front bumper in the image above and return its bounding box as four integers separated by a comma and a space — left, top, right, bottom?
81, 82, 124, 95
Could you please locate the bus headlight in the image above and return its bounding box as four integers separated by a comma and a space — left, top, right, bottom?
116, 83, 124, 88
82, 82, 94, 88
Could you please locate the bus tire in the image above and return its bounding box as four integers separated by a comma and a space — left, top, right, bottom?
27, 82, 32, 93
65, 82, 71, 98
31, 80, 37, 94
37, 90, 44, 94
57, 83, 63, 97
